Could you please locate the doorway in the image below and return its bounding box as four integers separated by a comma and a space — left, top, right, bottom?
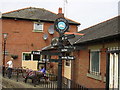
109, 53, 119, 89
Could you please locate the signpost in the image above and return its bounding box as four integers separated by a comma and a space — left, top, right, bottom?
54, 17, 70, 89
33, 17, 75, 89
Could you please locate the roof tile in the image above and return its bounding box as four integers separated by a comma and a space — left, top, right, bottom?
2, 7, 80, 25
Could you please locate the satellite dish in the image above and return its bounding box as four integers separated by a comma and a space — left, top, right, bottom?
48, 25, 54, 34
43, 34, 48, 40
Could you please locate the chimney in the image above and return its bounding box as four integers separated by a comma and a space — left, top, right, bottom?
57, 8, 64, 18
58, 8, 62, 14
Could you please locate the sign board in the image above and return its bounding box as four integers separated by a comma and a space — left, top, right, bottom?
42, 56, 75, 62
41, 51, 61, 56
60, 48, 74, 52
54, 17, 69, 34
42, 59, 59, 62
31, 51, 41, 55
64, 46, 76, 49
62, 34, 75, 40
61, 56, 75, 60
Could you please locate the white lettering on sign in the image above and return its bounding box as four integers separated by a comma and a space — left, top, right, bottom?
61, 56, 75, 60
33, 52, 40, 54
61, 49, 68, 52
42, 59, 49, 61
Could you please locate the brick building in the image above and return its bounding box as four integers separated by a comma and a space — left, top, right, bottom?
2, 7, 80, 70
69, 16, 120, 88
42, 15, 120, 88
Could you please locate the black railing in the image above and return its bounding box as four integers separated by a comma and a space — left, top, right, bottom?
2, 66, 88, 89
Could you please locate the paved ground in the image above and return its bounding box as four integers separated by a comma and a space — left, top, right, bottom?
1, 75, 57, 89
2, 77, 42, 88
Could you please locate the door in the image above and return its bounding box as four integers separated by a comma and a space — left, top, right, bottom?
109, 53, 119, 89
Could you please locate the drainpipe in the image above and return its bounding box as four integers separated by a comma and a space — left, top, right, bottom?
106, 52, 110, 90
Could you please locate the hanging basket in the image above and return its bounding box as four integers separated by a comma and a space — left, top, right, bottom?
11, 54, 18, 59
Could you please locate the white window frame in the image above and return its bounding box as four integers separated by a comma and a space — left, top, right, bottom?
22, 52, 42, 61
22, 52, 32, 61
33, 22, 44, 32
32, 54, 41, 61
90, 50, 101, 75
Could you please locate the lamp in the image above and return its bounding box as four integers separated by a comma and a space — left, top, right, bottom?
3, 33, 8, 39
2, 33, 8, 77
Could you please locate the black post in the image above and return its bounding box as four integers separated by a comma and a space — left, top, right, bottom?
54, 13, 69, 89
3, 39, 6, 77
106, 52, 110, 90
57, 33, 63, 89
45, 55, 47, 70
16, 68, 19, 82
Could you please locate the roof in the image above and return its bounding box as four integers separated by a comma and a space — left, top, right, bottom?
69, 16, 120, 45
2, 7, 80, 25
41, 16, 120, 51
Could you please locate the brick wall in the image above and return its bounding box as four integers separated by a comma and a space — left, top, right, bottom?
2, 18, 78, 68
2, 19, 58, 67
72, 48, 106, 88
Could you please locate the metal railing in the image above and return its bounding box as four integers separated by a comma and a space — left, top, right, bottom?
2, 66, 88, 89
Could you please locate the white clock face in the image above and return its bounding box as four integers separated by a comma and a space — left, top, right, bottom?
58, 22, 66, 30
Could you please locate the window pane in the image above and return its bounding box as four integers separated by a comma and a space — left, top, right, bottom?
91, 51, 99, 73
34, 22, 43, 31
66, 60, 70, 66
33, 54, 40, 61
23, 53, 31, 60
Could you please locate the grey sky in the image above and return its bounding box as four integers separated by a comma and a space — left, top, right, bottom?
0, 0, 119, 31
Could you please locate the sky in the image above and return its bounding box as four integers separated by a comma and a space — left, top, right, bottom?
0, 0, 119, 31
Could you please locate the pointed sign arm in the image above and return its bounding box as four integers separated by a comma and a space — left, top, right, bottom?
64, 32, 84, 36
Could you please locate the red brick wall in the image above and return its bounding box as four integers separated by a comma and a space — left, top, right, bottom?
72, 48, 106, 88
2, 18, 78, 68
2, 19, 57, 67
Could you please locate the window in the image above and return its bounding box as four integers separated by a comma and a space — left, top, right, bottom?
65, 53, 71, 66
42, 55, 51, 62
33, 54, 40, 61
90, 50, 100, 74
23, 53, 31, 61
65, 60, 70, 66
33, 22, 43, 32
22, 52, 41, 61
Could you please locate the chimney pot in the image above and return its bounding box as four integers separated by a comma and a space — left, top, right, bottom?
58, 8, 62, 14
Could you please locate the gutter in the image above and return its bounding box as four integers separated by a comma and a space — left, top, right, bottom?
2, 16, 80, 25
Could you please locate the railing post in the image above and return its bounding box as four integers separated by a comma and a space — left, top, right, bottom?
16, 68, 19, 82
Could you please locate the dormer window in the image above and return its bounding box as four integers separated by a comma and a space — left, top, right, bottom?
33, 22, 44, 32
